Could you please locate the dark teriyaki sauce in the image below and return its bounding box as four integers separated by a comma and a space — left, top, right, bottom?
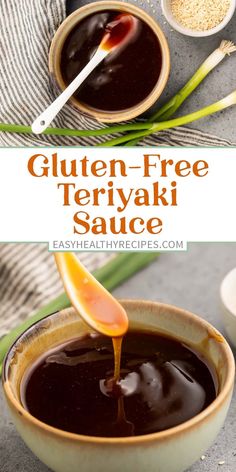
21, 330, 217, 437
60, 11, 162, 111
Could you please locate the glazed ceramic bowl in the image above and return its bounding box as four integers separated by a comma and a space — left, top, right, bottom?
3, 300, 235, 472
49, 1, 170, 123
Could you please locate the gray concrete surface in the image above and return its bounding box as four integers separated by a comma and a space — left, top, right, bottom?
68, 0, 236, 142
1, 243, 236, 471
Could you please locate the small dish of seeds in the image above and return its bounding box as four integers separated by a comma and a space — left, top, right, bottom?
161, 0, 236, 37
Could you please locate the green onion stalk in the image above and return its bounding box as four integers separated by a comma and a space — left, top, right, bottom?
0, 122, 151, 138
0, 252, 159, 377
97, 90, 236, 147
124, 40, 236, 146
152, 40, 236, 122
1, 89, 236, 146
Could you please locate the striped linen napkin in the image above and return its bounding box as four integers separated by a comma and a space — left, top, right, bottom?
0, 0, 234, 147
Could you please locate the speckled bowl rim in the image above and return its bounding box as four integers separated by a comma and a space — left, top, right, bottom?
49, 1, 170, 123
3, 299, 235, 445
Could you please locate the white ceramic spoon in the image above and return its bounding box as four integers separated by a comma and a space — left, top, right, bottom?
31, 14, 137, 134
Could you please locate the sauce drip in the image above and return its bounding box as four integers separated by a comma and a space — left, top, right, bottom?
60, 10, 162, 112
21, 330, 217, 437
112, 337, 123, 382
54, 252, 128, 383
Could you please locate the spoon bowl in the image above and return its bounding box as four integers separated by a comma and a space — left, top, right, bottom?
54, 252, 128, 338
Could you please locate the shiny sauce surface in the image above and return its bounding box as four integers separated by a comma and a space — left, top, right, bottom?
21, 330, 217, 437
60, 11, 162, 112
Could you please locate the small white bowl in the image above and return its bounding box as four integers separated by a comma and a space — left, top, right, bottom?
161, 0, 236, 37
220, 267, 236, 347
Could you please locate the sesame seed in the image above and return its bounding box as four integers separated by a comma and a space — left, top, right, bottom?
170, 0, 231, 31
218, 461, 225, 466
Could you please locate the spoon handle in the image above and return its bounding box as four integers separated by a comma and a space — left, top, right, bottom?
31, 48, 107, 134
